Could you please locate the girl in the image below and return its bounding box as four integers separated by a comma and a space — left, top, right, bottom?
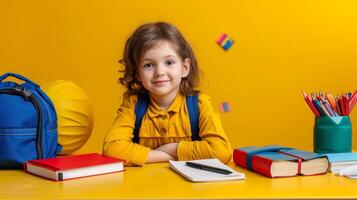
103, 22, 231, 166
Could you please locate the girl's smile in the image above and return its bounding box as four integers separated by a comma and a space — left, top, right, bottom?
152, 79, 170, 85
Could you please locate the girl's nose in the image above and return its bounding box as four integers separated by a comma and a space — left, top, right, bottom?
154, 64, 165, 77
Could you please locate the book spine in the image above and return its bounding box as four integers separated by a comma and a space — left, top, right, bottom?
251, 156, 274, 177
233, 149, 248, 168
233, 149, 273, 177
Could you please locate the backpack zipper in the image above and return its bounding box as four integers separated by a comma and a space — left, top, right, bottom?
32, 92, 53, 125
0, 86, 43, 159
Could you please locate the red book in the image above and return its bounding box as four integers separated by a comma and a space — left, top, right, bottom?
233, 145, 328, 178
24, 153, 124, 181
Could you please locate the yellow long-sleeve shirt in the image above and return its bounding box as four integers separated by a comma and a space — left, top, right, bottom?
103, 92, 231, 166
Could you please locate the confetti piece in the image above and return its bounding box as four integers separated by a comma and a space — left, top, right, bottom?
220, 102, 232, 113
216, 33, 235, 51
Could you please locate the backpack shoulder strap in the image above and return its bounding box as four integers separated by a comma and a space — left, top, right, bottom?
133, 93, 150, 144
186, 95, 200, 141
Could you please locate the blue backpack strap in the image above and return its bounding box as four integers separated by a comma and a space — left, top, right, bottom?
133, 93, 150, 144
186, 95, 200, 141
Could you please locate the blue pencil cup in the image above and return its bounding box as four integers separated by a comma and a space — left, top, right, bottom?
314, 116, 352, 153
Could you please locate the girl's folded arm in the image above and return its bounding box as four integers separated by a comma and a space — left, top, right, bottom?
103, 93, 150, 166
177, 94, 232, 163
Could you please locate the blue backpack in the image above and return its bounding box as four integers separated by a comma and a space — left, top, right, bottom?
133, 93, 201, 143
0, 73, 61, 169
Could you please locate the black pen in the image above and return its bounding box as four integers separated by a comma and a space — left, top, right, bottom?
185, 161, 232, 175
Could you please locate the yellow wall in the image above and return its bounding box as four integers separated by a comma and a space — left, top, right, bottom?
1, 0, 356, 154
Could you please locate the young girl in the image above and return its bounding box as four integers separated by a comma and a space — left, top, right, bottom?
103, 22, 231, 166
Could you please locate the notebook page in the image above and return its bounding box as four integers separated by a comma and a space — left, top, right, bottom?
169, 159, 245, 182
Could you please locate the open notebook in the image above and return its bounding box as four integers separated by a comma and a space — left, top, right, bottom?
169, 159, 245, 182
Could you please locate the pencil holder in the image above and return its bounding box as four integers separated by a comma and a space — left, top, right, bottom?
314, 116, 352, 153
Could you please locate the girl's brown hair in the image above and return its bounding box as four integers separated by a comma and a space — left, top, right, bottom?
119, 22, 200, 95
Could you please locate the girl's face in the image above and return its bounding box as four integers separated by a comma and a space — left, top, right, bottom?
137, 40, 190, 102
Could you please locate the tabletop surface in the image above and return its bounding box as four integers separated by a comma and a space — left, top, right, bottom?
0, 161, 357, 200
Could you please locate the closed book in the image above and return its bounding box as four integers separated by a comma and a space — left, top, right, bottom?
323, 152, 357, 173
169, 159, 245, 182
233, 145, 328, 178
24, 153, 124, 181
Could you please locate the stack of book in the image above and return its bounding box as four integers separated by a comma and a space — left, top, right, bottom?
233, 145, 329, 178
323, 152, 357, 173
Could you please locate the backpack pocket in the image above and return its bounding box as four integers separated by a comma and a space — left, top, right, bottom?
0, 128, 38, 169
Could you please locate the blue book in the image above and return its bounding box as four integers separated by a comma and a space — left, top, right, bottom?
324, 152, 357, 163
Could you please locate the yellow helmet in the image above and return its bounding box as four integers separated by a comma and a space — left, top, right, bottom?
42, 80, 94, 154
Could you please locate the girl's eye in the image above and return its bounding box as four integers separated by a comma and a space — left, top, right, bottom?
143, 63, 153, 68
166, 60, 176, 65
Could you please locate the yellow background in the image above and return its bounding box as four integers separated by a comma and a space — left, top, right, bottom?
1, 0, 356, 154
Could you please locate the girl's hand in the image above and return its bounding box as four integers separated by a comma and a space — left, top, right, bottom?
155, 143, 178, 157
146, 150, 176, 163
